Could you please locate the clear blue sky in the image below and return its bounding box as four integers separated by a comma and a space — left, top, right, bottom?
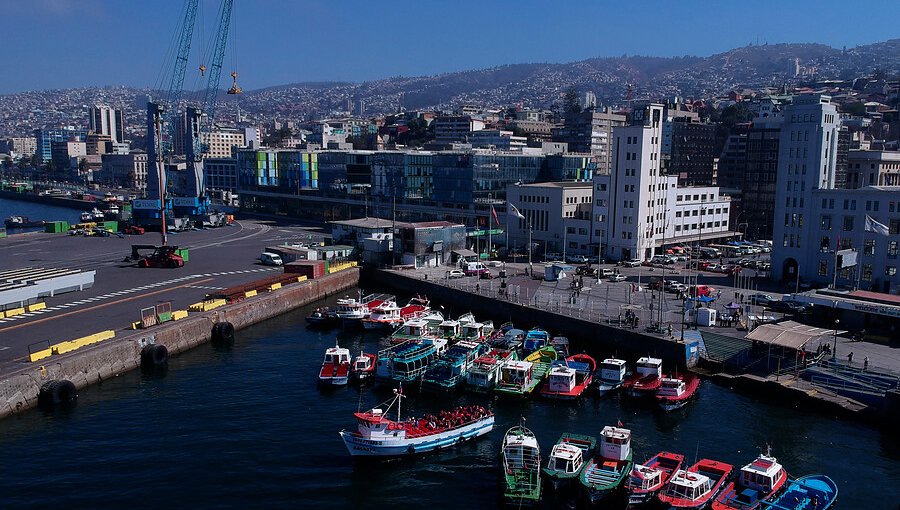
3, 0, 898, 94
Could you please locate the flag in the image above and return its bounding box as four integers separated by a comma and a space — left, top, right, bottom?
865, 215, 890, 236
617, 419, 623, 427
491, 206, 500, 226
508, 203, 525, 220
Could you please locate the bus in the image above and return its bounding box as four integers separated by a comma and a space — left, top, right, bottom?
709, 244, 743, 257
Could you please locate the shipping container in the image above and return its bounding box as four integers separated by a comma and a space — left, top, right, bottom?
44, 221, 69, 233
175, 248, 190, 262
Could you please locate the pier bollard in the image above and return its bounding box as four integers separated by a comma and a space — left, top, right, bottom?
211, 321, 235, 347
37, 380, 77, 409
140, 344, 169, 374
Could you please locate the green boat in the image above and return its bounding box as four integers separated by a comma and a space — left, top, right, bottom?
502, 425, 542, 507
494, 346, 557, 398
579, 425, 633, 504
543, 433, 597, 492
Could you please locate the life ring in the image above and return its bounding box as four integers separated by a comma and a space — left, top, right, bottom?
686, 474, 698, 481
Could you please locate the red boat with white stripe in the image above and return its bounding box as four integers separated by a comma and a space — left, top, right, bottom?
319, 342, 351, 386
655, 373, 701, 411
623, 356, 663, 397
658, 459, 733, 509
711, 451, 787, 510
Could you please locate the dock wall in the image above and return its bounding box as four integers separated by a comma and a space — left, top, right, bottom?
0, 268, 359, 419
366, 269, 692, 366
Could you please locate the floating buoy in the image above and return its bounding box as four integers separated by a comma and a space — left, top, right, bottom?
37, 380, 77, 408
141, 344, 169, 373
211, 321, 235, 346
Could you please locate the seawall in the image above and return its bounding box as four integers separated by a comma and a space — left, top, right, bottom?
366, 269, 694, 366
0, 268, 359, 419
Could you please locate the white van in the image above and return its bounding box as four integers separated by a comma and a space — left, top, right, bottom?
259, 252, 283, 266
464, 262, 487, 276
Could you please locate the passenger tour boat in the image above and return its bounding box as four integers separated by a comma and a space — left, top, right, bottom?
501, 424, 542, 507
627, 451, 685, 505
579, 425, 634, 503
655, 372, 701, 411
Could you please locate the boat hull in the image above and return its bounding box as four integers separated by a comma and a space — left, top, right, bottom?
318, 376, 349, 386
339, 416, 494, 456
596, 381, 623, 396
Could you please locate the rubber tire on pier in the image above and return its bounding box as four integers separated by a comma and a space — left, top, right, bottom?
141, 344, 169, 372
37, 380, 77, 408
211, 321, 235, 347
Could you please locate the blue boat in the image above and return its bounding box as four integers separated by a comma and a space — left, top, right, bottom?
375, 337, 449, 385
421, 340, 488, 392
763, 474, 838, 510
523, 328, 550, 354
490, 324, 525, 352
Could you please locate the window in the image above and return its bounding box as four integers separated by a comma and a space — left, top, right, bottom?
891, 220, 900, 235
843, 216, 854, 231
820, 215, 832, 230
567, 227, 576, 234
887, 266, 897, 277
889, 241, 898, 257
862, 264, 872, 281
820, 236, 830, 253
818, 261, 828, 276
864, 239, 876, 256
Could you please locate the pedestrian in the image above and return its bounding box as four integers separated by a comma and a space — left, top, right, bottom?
848, 351, 854, 365
864, 356, 869, 371
475, 283, 480, 294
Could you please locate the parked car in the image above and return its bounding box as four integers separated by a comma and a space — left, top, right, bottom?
545, 252, 563, 262
479, 270, 495, 280
575, 265, 597, 277
768, 300, 809, 314
608, 274, 627, 282
689, 285, 716, 297
622, 259, 642, 268
600, 268, 616, 277
749, 293, 775, 306
706, 263, 723, 272
447, 269, 465, 279
566, 255, 588, 264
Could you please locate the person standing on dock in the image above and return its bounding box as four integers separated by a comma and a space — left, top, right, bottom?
863, 356, 869, 371
847, 351, 854, 366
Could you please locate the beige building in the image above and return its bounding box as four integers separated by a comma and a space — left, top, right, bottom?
847, 150, 900, 188
506, 181, 595, 257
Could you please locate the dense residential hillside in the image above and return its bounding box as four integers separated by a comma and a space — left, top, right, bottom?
1, 38, 898, 136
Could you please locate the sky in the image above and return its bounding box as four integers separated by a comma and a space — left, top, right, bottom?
2, 0, 899, 94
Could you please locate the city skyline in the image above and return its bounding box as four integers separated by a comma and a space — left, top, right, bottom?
3, 0, 899, 94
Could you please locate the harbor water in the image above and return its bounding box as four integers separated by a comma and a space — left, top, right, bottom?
0, 293, 897, 509
0, 197, 83, 231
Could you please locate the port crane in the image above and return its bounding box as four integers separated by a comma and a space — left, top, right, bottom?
139, 0, 239, 247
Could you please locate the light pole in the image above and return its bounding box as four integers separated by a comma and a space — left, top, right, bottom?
831, 300, 839, 360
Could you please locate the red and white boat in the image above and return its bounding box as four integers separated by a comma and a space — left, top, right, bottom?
623, 356, 663, 397
658, 459, 733, 509
540, 353, 596, 400
350, 351, 377, 383
362, 300, 403, 330
318, 342, 351, 386
627, 451, 685, 505
335, 293, 393, 326
655, 373, 701, 411
711, 452, 787, 510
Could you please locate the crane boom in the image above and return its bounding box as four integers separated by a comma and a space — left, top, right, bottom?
200, 0, 234, 138
165, 0, 201, 148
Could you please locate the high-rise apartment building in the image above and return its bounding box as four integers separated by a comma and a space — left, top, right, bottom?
34, 127, 87, 162
89, 105, 125, 143
551, 110, 627, 173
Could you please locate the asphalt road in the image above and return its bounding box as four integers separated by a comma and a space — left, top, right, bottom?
0, 218, 331, 372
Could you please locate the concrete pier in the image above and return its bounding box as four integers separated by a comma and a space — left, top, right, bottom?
0, 268, 359, 419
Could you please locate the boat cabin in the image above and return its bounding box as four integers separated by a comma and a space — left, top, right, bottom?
335, 297, 368, 318
461, 322, 488, 341
500, 360, 534, 388
439, 319, 461, 339
353, 354, 374, 372
503, 431, 540, 471
547, 443, 585, 475
400, 318, 429, 338
599, 358, 627, 383
599, 426, 631, 461
630, 465, 664, 491
663, 470, 713, 502
546, 365, 577, 393
657, 377, 685, 398
353, 409, 406, 440
739, 455, 785, 494
324, 346, 351, 365
635, 357, 663, 379
524, 328, 550, 351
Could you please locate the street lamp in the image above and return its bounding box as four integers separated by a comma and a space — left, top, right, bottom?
831, 300, 839, 360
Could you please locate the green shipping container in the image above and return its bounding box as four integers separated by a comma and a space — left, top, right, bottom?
102, 221, 118, 232
176, 248, 189, 262
44, 221, 69, 233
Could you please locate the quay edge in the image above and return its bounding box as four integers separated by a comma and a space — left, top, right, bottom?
0, 268, 360, 420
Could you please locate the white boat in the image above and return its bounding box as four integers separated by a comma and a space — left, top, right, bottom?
466, 348, 516, 393
39, 188, 70, 197
318, 343, 351, 386
339, 389, 494, 457
350, 351, 376, 382
595, 358, 628, 396
334, 296, 370, 323
362, 300, 402, 330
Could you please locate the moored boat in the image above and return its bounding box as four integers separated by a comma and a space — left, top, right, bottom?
490, 324, 525, 352
595, 358, 628, 396
501, 424, 542, 507
623, 356, 663, 397
306, 306, 339, 327
656, 373, 701, 411
460, 319, 494, 342
465, 348, 517, 393
350, 351, 377, 383
523, 327, 550, 354
335, 293, 392, 326
627, 451, 685, 505
4, 216, 45, 228
766, 474, 837, 510
540, 353, 596, 400
361, 300, 402, 330
658, 458, 734, 509
375, 336, 448, 386
543, 433, 597, 492
579, 425, 634, 503
495, 346, 557, 398
421, 340, 487, 392
318, 342, 351, 386
712, 451, 788, 510
339, 389, 494, 457
550, 336, 570, 358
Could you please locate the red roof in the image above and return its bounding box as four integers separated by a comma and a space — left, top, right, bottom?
847, 290, 900, 305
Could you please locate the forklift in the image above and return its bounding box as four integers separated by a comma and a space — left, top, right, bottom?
130, 244, 185, 268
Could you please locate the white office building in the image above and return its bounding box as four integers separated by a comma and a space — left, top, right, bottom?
771, 94, 842, 281
506, 182, 594, 257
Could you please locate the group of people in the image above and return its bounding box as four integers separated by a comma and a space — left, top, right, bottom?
619, 309, 640, 329
414, 405, 491, 431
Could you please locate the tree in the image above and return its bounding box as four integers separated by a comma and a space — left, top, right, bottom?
563, 86, 581, 116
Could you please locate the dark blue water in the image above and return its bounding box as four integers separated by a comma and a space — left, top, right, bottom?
0, 294, 897, 509
0, 197, 83, 230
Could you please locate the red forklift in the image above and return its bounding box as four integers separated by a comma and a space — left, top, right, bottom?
130, 245, 184, 268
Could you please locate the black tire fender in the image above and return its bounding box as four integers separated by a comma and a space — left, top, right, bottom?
38, 379, 77, 407
211, 321, 235, 346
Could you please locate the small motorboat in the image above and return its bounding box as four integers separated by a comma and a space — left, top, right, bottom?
318, 342, 351, 386
465, 348, 517, 393
658, 459, 734, 509
4, 216, 45, 228
523, 327, 550, 354
306, 307, 338, 327
579, 425, 634, 503
501, 424, 542, 507
627, 451, 685, 505
595, 358, 628, 396
655, 372, 701, 411
549, 336, 570, 358
490, 323, 525, 352
712, 451, 788, 510
623, 356, 663, 397
495, 346, 557, 398
540, 353, 596, 400
340, 389, 494, 457
543, 433, 596, 492
766, 474, 837, 510
350, 352, 377, 383
362, 300, 403, 330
